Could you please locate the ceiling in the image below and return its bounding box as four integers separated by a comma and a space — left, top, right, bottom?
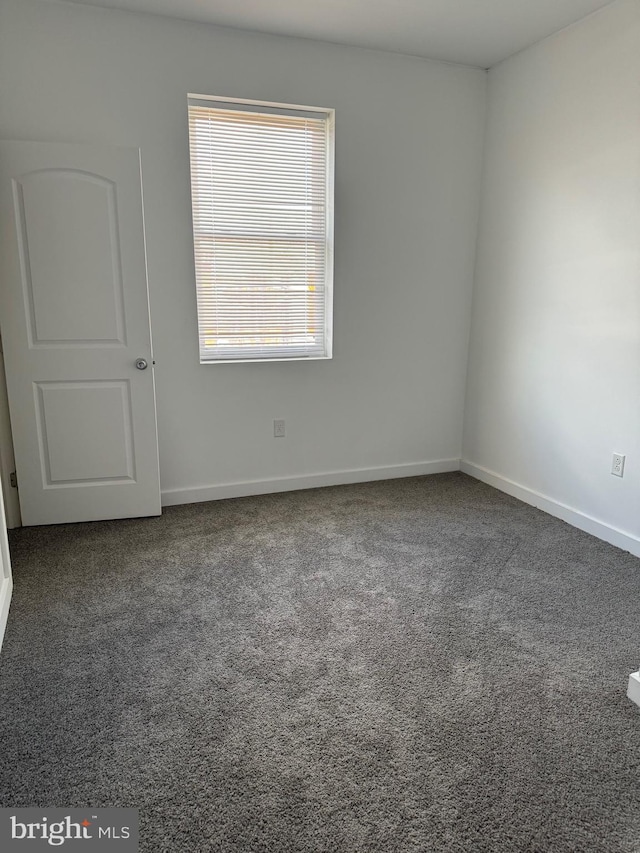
50, 0, 615, 68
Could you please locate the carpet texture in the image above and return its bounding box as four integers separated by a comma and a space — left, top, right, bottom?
0, 472, 639, 852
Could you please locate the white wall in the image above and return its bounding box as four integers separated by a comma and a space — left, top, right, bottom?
0, 0, 486, 505
463, 0, 640, 553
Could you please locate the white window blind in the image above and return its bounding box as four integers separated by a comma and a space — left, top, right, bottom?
187, 97, 334, 362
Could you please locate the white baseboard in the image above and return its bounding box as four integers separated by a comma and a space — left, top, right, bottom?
628, 672, 640, 709
461, 460, 640, 559
161, 458, 461, 507
0, 575, 12, 654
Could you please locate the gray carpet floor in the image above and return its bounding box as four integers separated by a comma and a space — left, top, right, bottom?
0, 472, 639, 852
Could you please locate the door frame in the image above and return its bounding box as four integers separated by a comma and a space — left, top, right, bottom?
0, 471, 13, 652
0, 338, 20, 528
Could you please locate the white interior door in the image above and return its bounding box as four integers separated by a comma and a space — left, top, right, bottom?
0, 141, 161, 525
0, 472, 12, 652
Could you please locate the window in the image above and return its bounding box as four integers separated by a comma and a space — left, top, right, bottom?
187, 95, 334, 363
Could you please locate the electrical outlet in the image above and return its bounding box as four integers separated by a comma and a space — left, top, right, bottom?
273, 419, 286, 438
611, 453, 625, 477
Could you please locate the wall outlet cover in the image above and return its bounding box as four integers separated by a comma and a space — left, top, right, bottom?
612, 453, 625, 477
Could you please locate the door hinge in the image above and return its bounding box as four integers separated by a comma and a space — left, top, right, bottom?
9, 471, 17, 489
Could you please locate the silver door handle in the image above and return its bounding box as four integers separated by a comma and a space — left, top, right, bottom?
135, 358, 148, 370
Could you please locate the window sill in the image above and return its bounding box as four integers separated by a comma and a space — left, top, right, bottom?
199, 355, 332, 365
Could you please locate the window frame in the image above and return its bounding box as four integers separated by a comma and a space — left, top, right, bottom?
187, 93, 335, 364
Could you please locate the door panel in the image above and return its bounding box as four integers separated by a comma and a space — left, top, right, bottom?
0, 142, 161, 525
17, 169, 127, 345
35, 380, 136, 485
